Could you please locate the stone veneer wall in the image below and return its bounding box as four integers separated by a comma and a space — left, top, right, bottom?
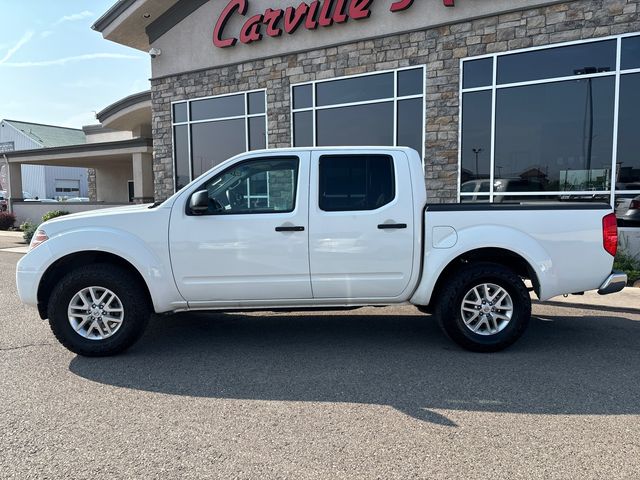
87, 168, 97, 202
151, 0, 639, 202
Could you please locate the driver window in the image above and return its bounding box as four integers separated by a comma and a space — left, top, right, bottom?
199, 157, 299, 215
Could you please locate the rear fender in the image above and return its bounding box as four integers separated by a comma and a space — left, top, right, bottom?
410, 225, 556, 306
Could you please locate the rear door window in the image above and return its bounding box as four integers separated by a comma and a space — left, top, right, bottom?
318, 155, 395, 212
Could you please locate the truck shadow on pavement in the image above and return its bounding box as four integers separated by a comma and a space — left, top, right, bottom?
69, 310, 640, 426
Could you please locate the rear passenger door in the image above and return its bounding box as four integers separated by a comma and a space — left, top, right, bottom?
308, 150, 415, 299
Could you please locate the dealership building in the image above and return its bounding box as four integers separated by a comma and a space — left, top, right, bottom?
89, 0, 640, 206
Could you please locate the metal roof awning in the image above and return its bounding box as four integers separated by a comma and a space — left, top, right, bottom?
3, 138, 153, 168
97, 91, 152, 131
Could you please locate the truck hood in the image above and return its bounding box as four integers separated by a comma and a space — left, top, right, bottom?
39, 203, 168, 237
54, 203, 153, 220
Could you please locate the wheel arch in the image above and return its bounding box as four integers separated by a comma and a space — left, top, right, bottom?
419, 247, 540, 311
37, 251, 153, 320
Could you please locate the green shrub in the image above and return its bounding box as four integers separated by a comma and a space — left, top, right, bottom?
614, 250, 640, 285
19, 211, 70, 244
0, 212, 16, 230
41, 210, 69, 223
21, 221, 38, 243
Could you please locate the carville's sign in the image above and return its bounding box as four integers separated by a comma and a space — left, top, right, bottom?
214, 0, 455, 48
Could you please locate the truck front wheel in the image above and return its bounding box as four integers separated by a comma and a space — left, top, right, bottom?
47, 264, 150, 357
435, 263, 531, 352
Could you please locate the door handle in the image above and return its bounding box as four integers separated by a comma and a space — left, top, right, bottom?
276, 226, 305, 232
378, 223, 407, 230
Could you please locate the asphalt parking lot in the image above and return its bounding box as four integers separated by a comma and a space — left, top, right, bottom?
1, 251, 639, 479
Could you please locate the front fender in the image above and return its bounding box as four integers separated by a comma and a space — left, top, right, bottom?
16, 227, 186, 313
410, 224, 557, 306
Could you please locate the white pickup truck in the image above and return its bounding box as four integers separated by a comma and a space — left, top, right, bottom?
16, 147, 626, 356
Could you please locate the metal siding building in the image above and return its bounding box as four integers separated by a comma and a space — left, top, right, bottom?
0, 120, 89, 199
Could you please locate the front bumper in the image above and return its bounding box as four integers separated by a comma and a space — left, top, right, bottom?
597, 271, 627, 295
15, 244, 52, 307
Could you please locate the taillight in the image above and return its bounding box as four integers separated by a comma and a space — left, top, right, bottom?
630, 199, 640, 210
602, 213, 618, 257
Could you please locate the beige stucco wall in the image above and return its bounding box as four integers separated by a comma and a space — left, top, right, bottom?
12, 202, 129, 225
151, 0, 567, 77
95, 163, 133, 202
85, 130, 133, 144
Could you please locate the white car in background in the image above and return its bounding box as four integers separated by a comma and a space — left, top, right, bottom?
616, 194, 640, 226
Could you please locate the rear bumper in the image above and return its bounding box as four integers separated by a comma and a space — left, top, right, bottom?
598, 271, 627, 295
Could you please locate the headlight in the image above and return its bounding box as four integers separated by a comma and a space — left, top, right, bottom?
29, 230, 49, 251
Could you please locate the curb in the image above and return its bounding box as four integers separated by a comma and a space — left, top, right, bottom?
0, 231, 24, 238
535, 288, 640, 313
0, 246, 29, 254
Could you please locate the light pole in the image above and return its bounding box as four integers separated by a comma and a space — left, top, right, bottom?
472, 148, 483, 179
575, 66, 608, 189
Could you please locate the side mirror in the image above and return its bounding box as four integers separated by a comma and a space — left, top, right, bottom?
189, 190, 209, 215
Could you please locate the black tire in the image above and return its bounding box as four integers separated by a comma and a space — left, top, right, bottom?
47, 264, 150, 357
434, 262, 531, 352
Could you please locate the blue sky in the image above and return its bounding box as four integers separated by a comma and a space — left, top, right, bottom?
0, 1, 151, 128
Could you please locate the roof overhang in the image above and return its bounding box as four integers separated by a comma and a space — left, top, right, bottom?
92, 0, 179, 51
97, 91, 152, 131
4, 138, 152, 168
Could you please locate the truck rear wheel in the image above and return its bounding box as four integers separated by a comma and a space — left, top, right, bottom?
435, 263, 531, 352
47, 264, 150, 357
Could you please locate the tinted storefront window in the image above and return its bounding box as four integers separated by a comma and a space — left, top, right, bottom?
463, 58, 493, 89
397, 98, 423, 156
495, 78, 615, 192
317, 103, 394, 147
316, 73, 394, 106
461, 91, 492, 190
293, 85, 313, 109
497, 40, 617, 85
173, 125, 190, 190
173, 103, 188, 124
293, 111, 313, 147
191, 119, 245, 177
248, 116, 267, 151
191, 95, 245, 121
617, 73, 640, 188
621, 36, 640, 70
172, 90, 267, 188
292, 67, 425, 158
461, 34, 640, 207
398, 68, 424, 96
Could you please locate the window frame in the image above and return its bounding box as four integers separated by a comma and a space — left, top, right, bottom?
458, 32, 640, 206
171, 89, 269, 193
290, 66, 426, 163
317, 154, 397, 213
185, 155, 300, 217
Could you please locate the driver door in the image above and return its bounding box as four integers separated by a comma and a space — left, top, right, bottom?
169, 152, 312, 306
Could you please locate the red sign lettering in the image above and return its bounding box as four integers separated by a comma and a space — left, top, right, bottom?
390, 0, 412, 12
283, 4, 309, 35
214, 0, 456, 48
213, 0, 247, 48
